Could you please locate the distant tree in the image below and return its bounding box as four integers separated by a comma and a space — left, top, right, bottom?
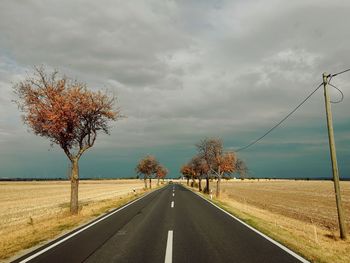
196, 138, 237, 197
183, 159, 198, 188
156, 164, 168, 186
189, 156, 200, 189
214, 151, 236, 197
188, 162, 196, 187
235, 158, 248, 178
180, 164, 193, 186
190, 155, 209, 192
136, 155, 159, 189
196, 138, 223, 194
13, 67, 119, 214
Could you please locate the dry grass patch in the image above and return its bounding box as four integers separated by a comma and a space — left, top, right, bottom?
0, 179, 160, 261
218, 180, 350, 231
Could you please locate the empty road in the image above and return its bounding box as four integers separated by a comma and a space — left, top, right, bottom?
13, 184, 308, 263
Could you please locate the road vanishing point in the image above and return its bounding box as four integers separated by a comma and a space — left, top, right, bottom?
13, 184, 308, 263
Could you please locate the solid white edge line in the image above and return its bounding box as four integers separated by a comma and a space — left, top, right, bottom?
164, 230, 173, 263
171, 201, 174, 208
192, 189, 309, 263
18, 187, 165, 263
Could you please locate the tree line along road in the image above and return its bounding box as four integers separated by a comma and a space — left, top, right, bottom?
13, 184, 308, 263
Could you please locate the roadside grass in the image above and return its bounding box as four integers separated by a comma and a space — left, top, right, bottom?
1, 185, 162, 262
184, 183, 350, 263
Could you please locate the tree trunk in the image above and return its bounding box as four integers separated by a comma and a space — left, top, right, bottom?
70, 158, 79, 214
216, 176, 221, 198
198, 178, 202, 192
144, 176, 147, 189
216, 168, 221, 198
187, 178, 189, 186
157, 178, 160, 186
205, 175, 210, 194
149, 177, 152, 189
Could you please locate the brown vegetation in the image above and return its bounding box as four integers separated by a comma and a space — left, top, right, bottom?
135, 155, 168, 189
181, 137, 237, 196
155, 165, 168, 186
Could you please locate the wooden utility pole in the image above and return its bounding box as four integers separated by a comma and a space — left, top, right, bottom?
322, 73, 347, 239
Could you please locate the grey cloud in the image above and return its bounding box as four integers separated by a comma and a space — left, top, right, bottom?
0, 0, 350, 151
0, 0, 192, 87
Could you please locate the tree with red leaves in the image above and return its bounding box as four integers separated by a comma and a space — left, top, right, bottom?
14, 67, 119, 214
196, 138, 223, 194
156, 164, 168, 186
214, 151, 236, 197
135, 155, 159, 189
196, 138, 236, 197
180, 164, 193, 186
190, 155, 209, 192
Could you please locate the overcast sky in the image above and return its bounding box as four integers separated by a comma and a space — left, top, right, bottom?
1, 0, 350, 179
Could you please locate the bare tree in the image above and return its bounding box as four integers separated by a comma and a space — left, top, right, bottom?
235, 158, 249, 178
14, 67, 119, 214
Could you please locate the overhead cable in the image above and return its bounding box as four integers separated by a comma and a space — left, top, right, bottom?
236, 82, 323, 152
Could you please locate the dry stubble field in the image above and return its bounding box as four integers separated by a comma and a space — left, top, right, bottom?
218, 180, 350, 231
0, 179, 147, 261
207, 179, 350, 263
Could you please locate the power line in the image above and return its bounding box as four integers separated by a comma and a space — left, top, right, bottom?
236, 82, 323, 152
235, 68, 350, 152
331, 68, 350, 77
328, 76, 344, 104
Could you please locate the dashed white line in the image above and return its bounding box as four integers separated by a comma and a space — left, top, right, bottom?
172, 193, 175, 197
171, 201, 174, 208
164, 230, 173, 263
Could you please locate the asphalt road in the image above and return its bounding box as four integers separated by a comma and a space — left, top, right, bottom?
13, 184, 307, 263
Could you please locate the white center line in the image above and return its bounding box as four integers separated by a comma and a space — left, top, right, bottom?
172, 193, 175, 197
171, 201, 174, 208
164, 230, 173, 263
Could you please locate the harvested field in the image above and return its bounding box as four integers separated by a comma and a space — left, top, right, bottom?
0, 180, 144, 229
217, 180, 350, 232
0, 179, 150, 261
